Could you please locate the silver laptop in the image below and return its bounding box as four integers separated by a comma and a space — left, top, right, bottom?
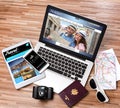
34, 5, 107, 93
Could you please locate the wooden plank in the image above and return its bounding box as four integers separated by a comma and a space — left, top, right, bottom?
0, 0, 120, 107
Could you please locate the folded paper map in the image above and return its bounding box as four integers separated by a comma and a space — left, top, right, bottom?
95, 49, 118, 90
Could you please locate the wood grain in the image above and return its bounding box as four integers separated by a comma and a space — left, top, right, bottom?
0, 0, 120, 108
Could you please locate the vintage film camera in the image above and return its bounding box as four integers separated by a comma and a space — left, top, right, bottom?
32, 86, 54, 100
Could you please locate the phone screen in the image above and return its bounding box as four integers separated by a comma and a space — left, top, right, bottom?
24, 50, 47, 71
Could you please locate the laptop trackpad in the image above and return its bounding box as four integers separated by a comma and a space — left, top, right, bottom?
34, 69, 74, 93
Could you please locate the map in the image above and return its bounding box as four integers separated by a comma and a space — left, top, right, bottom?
95, 49, 117, 90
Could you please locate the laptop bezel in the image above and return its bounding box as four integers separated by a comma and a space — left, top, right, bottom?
39, 5, 107, 62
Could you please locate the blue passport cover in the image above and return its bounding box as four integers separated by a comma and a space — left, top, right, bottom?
59, 80, 88, 107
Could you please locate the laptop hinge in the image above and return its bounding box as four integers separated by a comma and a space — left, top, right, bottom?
34, 42, 45, 52
85, 59, 93, 65
38, 42, 46, 46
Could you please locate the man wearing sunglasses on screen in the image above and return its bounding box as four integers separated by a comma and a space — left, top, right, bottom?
89, 76, 109, 103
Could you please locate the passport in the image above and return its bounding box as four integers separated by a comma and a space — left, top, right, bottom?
59, 80, 88, 107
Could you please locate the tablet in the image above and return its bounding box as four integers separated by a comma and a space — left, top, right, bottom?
2, 40, 46, 89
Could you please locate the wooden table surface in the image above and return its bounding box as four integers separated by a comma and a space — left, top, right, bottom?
0, 0, 120, 108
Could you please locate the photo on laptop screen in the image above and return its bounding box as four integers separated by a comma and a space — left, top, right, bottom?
40, 5, 106, 61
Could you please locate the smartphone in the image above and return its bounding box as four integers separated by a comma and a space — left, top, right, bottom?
23, 49, 49, 73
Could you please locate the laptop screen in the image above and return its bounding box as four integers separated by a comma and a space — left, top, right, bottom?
40, 5, 107, 61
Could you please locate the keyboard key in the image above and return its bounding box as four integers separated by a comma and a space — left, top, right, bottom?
75, 74, 83, 78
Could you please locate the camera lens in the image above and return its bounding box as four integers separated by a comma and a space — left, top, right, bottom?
39, 91, 45, 97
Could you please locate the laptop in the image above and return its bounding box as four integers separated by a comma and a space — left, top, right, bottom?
34, 5, 107, 93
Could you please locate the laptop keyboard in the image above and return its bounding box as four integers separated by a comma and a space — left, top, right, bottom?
38, 47, 88, 82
